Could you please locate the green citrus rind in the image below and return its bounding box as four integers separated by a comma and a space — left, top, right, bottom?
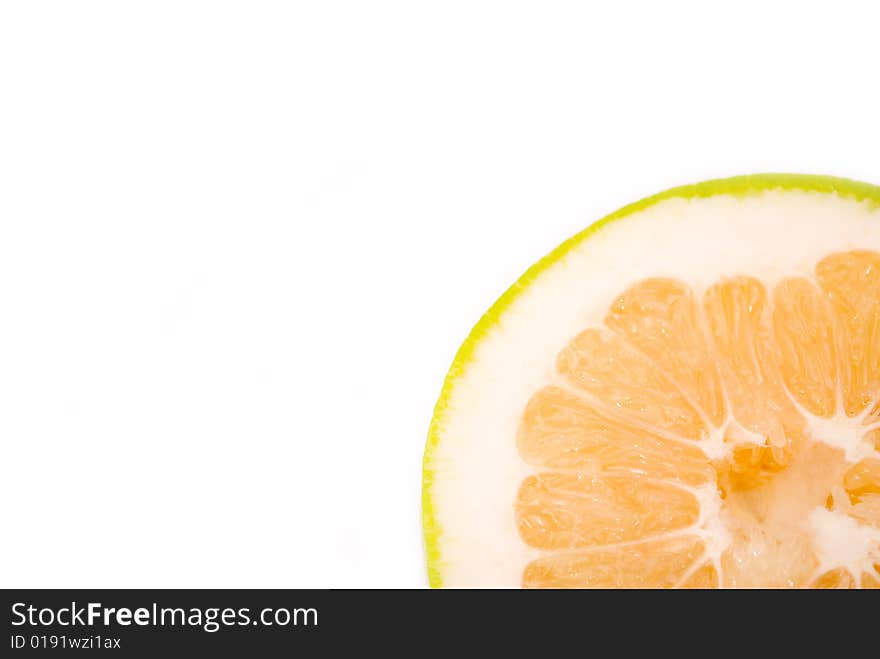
421, 173, 880, 588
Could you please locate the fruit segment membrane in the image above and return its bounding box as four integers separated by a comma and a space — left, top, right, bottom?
516, 250, 880, 588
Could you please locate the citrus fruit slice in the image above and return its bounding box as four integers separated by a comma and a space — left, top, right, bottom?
423, 174, 880, 588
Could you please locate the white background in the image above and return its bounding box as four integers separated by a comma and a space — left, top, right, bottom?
1, 1, 878, 588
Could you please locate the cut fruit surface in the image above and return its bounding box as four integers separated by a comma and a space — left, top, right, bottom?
424, 174, 880, 588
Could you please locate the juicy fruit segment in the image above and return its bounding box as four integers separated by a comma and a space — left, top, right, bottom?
518, 387, 713, 486
557, 328, 706, 440
813, 568, 856, 589
606, 279, 727, 428
522, 535, 706, 588
704, 277, 804, 454
516, 250, 880, 588
772, 278, 838, 418
515, 473, 700, 549
816, 251, 880, 417
679, 562, 719, 589
843, 459, 880, 526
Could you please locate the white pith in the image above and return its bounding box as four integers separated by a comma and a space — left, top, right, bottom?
428, 189, 880, 587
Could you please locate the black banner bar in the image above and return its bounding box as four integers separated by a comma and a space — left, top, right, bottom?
1, 589, 869, 655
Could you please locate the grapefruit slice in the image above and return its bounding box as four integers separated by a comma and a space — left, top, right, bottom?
423, 174, 880, 588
